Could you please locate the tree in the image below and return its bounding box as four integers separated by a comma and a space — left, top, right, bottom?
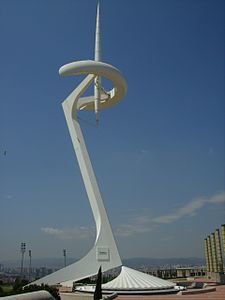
0, 285, 4, 296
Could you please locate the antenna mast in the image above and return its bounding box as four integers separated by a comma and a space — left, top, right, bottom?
94, 0, 101, 124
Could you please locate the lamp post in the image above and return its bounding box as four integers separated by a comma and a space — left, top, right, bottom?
20, 242, 26, 277
63, 249, 67, 267
28, 250, 32, 282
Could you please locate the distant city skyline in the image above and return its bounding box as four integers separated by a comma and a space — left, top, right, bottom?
1, 0, 224, 260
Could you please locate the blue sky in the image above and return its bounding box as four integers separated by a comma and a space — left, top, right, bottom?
0, 0, 224, 262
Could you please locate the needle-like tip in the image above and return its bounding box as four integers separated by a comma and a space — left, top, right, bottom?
94, 0, 101, 125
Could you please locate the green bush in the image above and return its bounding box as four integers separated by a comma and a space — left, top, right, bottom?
0, 285, 4, 296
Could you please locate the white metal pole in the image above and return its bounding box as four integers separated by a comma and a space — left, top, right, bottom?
94, 0, 101, 124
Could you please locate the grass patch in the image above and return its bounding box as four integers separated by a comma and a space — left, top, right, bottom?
1, 284, 13, 293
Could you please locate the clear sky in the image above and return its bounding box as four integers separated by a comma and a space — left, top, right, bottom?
0, 0, 224, 262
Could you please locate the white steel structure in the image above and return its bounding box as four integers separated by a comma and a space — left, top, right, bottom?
33, 0, 126, 286
33, 1, 181, 294
76, 266, 178, 295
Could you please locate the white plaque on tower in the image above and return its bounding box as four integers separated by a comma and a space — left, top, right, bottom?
96, 247, 110, 261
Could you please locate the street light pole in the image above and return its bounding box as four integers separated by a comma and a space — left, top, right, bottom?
28, 250, 32, 282
20, 242, 26, 277
63, 249, 66, 267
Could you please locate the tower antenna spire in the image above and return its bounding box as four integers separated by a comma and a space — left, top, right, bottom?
95, 0, 101, 62
94, 0, 101, 125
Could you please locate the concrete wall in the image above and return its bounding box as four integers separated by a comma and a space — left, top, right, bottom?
60, 293, 93, 300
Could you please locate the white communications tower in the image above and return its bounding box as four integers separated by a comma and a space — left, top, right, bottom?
33, 0, 127, 286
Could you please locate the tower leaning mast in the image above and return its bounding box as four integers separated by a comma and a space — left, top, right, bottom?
94, 0, 101, 124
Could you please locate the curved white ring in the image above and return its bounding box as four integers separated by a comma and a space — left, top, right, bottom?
59, 60, 127, 110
